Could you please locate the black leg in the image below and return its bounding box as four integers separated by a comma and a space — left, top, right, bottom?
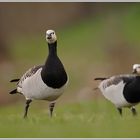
49, 102, 55, 118
131, 106, 137, 116
117, 108, 122, 116
24, 99, 32, 118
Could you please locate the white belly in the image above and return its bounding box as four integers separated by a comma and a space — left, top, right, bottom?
17, 69, 68, 101
99, 81, 131, 108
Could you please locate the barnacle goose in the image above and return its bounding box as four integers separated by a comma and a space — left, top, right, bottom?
94, 64, 140, 116
10, 30, 68, 118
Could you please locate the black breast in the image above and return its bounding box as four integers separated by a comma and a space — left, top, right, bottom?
41, 55, 68, 88
123, 76, 140, 103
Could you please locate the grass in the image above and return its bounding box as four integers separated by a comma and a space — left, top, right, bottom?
0, 99, 140, 138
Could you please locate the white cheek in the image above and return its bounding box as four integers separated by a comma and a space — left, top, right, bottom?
52, 35, 57, 40
46, 37, 48, 42
46, 34, 57, 44
137, 68, 140, 73
46, 38, 50, 43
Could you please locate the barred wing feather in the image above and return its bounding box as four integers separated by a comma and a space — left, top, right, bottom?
17, 65, 43, 89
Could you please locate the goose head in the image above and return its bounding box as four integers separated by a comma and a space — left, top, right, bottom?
132, 64, 140, 74
46, 30, 57, 44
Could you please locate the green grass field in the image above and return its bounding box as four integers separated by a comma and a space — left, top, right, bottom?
0, 100, 140, 138
2, 5, 140, 138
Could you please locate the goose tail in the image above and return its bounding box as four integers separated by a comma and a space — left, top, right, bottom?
9, 89, 17, 94
94, 77, 107, 81
10, 79, 20, 83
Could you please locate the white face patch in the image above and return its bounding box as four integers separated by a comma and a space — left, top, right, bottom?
133, 64, 140, 74
46, 30, 57, 44
137, 67, 140, 74
133, 64, 140, 70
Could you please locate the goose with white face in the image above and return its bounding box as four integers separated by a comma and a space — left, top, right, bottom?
46, 30, 57, 44
132, 64, 140, 74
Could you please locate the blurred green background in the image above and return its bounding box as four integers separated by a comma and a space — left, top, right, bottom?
1, 2, 140, 138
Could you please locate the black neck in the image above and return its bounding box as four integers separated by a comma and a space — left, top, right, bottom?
41, 41, 68, 88
48, 41, 57, 55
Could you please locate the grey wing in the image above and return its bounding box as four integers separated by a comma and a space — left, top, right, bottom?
17, 65, 43, 88
120, 74, 136, 84
101, 74, 136, 89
